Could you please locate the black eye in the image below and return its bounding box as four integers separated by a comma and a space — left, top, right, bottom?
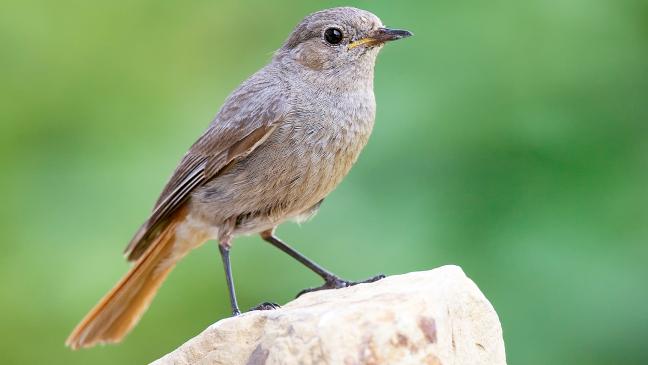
324, 27, 343, 45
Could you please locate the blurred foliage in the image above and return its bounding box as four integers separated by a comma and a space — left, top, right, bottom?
1, 0, 647, 364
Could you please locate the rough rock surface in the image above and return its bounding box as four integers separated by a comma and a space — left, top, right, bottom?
152, 265, 506, 365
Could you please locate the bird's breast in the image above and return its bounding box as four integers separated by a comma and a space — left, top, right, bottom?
287, 88, 376, 188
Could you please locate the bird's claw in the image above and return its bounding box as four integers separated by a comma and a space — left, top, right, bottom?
249, 301, 281, 311
296, 274, 386, 298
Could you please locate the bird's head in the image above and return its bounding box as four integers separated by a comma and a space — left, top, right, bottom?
278, 7, 412, 72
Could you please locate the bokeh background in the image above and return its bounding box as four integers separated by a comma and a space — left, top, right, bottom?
1, 0, 647, 363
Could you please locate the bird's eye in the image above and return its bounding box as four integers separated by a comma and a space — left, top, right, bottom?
324, 28, 344, 45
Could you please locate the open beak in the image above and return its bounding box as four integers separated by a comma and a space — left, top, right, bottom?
348, 27, 413, 49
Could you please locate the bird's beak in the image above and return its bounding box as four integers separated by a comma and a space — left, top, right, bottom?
348, 27, 413, 49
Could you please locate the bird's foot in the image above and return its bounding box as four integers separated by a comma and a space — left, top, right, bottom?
296, 274, 386, 297
249, 301, 281, 311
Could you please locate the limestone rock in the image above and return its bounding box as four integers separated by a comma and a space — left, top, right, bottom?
152, 265, 506, 365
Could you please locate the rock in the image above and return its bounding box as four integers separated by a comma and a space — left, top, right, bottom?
152, 265, 506, 365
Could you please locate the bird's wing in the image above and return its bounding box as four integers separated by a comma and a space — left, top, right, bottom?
124, 72, 287, 261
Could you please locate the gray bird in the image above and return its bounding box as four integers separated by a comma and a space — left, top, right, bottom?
66, 6, 412, 349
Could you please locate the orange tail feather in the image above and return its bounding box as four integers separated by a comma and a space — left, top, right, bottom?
66, 212, 187, 349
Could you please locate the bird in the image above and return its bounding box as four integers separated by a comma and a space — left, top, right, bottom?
66, 6, 412, 350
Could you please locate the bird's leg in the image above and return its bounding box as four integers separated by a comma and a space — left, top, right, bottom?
260, 229, 385, 297
218, 241, 241, 316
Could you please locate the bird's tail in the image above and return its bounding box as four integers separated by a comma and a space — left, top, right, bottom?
66, 208, 192, 350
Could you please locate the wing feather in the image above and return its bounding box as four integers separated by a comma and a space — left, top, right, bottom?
124, 69, 287, 261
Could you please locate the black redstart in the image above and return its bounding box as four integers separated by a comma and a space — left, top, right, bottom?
67, 6, 412, 349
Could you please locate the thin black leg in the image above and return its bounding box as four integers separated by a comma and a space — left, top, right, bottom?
261, 232, 337, 281
218, 244, 241, 316
260, 231, 385, 297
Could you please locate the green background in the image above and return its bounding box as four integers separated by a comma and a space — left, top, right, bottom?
1, 0, 646, 364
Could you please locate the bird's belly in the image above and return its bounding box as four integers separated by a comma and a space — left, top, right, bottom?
192, 118, 373, 234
